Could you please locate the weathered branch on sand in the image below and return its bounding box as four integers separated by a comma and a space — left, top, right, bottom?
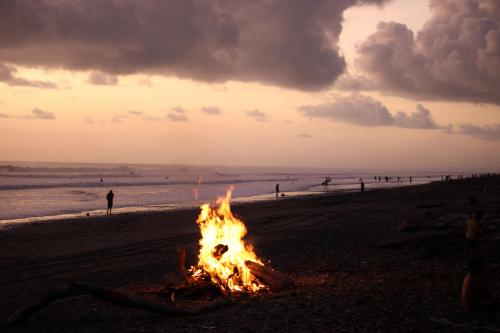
5, 281, 230, 328
245, 261, 293, 290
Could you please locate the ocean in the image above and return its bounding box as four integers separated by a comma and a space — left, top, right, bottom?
0, 161, 445, 226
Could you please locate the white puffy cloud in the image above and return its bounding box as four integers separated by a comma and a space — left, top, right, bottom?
356, 0, 500, 104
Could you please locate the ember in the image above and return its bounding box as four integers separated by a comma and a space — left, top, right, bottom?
188, 188, 267, 294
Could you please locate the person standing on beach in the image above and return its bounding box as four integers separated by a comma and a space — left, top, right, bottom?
275, 184, 280, 198
461, 257, 498, 313
465, 211, 483, 257
360, 179, 365, 192
106, 190, 114, 215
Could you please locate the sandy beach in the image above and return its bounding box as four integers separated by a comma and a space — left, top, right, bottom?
1, 177, 500, 332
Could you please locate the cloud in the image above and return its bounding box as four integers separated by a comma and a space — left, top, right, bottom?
88, 71, 118, 85
298, 133, 313, 138
333, 73, 372, 91
84, 117, 95, 124
167, 107, 188, 122
128, 110, 143, 115
299, 94, 440, 129
201, 107, 222, 116
0, 0, 389, 91
171, 107, 186, 114
111, 115, 125, 123
0, 63, 56, 88
393, 104, 439, 129
143, 116, 163, 121
138, 77, 155, 87
356, 0, 500, 104
453, 123, 500, 141
31, 107, 56, 119
246, 109, 269, 122
24, 107, 56, 120
0, 108, 56, 120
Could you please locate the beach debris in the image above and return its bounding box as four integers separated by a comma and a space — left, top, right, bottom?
4, 281, 231, 329
186, 188, 290, 294
245, 260, 293, 291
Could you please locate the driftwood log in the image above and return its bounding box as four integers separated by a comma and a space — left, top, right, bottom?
245, 261, 293, 290
4, 281, 230, 329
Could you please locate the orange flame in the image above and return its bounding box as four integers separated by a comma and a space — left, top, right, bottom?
190, 188, 265, 293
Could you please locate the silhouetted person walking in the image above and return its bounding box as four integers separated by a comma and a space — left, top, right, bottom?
360, 179, 365, 192
106, 190, 114, 215
465, 211, 483, 257
275, 184, 280, 198
322, 177, 332, 191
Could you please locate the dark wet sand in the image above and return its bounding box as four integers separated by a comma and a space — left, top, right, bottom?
1, 177, 500, 332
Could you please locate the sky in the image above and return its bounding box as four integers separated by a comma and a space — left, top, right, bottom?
1, 0, 500, 170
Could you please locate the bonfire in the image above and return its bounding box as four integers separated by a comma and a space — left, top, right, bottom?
187, 189, 267, 294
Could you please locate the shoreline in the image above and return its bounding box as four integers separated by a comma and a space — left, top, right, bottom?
0, 180, 430, 228
1, 176, 499, 331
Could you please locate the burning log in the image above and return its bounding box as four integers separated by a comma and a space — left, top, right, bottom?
4, 281, 231, 328
245, 261, 293, 291
212, 244, 229, 260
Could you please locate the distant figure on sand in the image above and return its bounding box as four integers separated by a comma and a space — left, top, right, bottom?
360, 179, 365, 192
106, 190, 114, 215
275, 184, 280, 198
321, 177, 332, 191
465, 211, 483, 257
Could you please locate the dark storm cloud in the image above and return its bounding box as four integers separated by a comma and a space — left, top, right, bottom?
356, 0, 500, 104
246, 109, 269, 122
0, 63, 56, 88
88, 72, 118, 86
0, 0, 388, 91
299, 94, 440, 129
201, 107, 222, 115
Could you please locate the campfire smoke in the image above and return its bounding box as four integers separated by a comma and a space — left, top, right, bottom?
188, 189, 267, 294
